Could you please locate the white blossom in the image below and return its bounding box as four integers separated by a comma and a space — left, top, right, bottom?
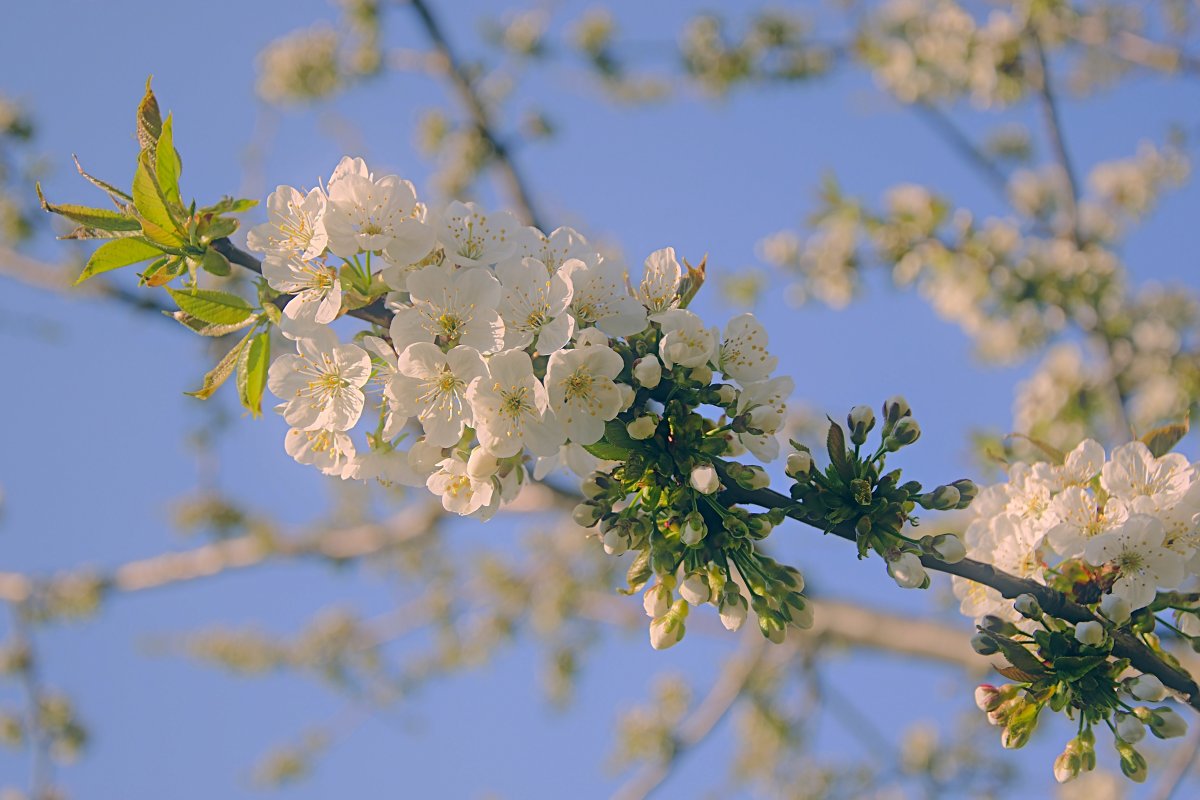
427, 454, 494, 516
284, 427, 355, 476
655, 308, 717, 369
636, 246, 681, 313
1084, 515, 1183, 609
438, 200, 518, 267
561, 257, 647, 337
268, 336, 371, 431
496, 256, 574, 353
466, 349, 563, 458
719, 313, 777, 384
544, 344, 624, 445
247, 185, 328, 262
324, 156, 434, 263
389, 264, 506, 353
387, 343, 486, 447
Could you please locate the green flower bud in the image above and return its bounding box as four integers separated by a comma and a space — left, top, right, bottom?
847, 404, 876, 445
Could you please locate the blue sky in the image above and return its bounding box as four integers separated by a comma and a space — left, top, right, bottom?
2, 1, 1199, 797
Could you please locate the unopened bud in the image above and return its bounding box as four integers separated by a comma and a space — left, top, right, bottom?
718, 589, 748, 632
1128, 674, 1167, 702
690, 464, 720, 494
886, 418, 921, 450
616, 383, 636, 412
632, 356, 662, 389
950, 479, 978, 507
466, 447, 500, 479
882, 395, 912, 429
649, 600, 688, 650
929, 533, 966, 563
643, 582, 671, 618
1074, 620, 1105, 646
918, 484, 961, 510
681, 512, 707, 546
627, 415, 658, 440
971, 632, 999, 656
572, 502, 602, 528
715, 384, 737, 405
1115, 712, 1145, 743
1053, 739, 1083, 784
602, 527, 629, 555
1098, 593, 1131, 625
847, 405, 876, 445
786, 452, 813, 482
887, 551, 926, 589
679, 572, 711, 605
1014, 593, 1042, 619
1116, 739, 1148, 782
581, 472, 610, 499
1147, 706, 1188, 739
974, 684, 1003, 713
690, 364, 713, 385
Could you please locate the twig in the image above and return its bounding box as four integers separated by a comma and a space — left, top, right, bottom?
407, 0, 545, 229
911, 103, 1010, 203
612, 634, 769, 800
1029, 31, 1081, 245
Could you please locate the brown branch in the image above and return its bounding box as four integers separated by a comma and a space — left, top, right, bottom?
717, 465, 1200, 713
612, 635, 770, 800
1029, 31, 1081, 245
406, 0, 545, 229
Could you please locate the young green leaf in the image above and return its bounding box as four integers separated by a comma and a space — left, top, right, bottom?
136, 77, 163, 150
826, 419, 854, 482
166, 287, 255, 326
73, 154, 134, 204
37, 183, 140, 232
199, 196, 258, 216
236, 331, 270, 416
75, 237, 164, 284
168, 310, 257, 337
185, 327, 256, 400
132, 152, 182, 243
1142, 419, 1189, 458
155, 114, 182, 207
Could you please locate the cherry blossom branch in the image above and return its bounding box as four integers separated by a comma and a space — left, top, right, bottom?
716, 463, 1200, 713
407, 0, 545, 229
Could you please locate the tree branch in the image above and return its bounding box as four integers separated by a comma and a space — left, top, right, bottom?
716, 464, 1200, 713
406, 0, 545, 229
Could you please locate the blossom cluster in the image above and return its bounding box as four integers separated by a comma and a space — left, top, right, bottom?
953, 438, 1199, 621
250, 157, 791, 514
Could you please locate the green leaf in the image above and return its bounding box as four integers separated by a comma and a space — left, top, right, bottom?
155, 114, 182, 206
132, 151, 182, 243
185, 327, 255, 400
985, 632, 1048, 677
583, 441, 629, 461
199, 249, 231, 276
236, 331, 270, 417
136, 77, 163, 150
75, 237, 164, 284
73, 154, 133, 203
168, 310, 257, 337
37, 183, 140, 232
199, 196, 258, 215
1142, 419, 1189, 458
826, 419, 854, 481
167, 287, 254, 326
141, 256, 183, 287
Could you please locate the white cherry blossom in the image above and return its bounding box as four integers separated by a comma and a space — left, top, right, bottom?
284, 427, 355, 477
719, 313, 777, 384
655, 308, 717, 370
247, 185, 328, 261
1102, 441, 1194, 509
1084, 515, 1184, 609
545, 344, 624, 445
438, 200, 518, 267
513, 225, 595, 273
427, 454, 494, 516
268, 337, 371, 431
466, 349, 563, 458
389, 264, 505, 353
636, 246, 682, 313
324, 157, 434, 263
561, 257, 647, 337
387, 343, 486, 447
496, 256, 574, 354
262, 256, 342, 324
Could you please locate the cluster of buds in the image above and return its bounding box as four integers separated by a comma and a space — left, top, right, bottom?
784, 397, 973, 590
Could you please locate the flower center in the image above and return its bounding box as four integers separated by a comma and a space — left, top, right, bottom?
564, 369, 594, 401
500, 386, 532, 419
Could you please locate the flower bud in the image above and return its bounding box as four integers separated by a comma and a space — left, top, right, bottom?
847, 405, 876, 445
643, 582, 671, 618
715, 384, 737, 405
681, 512, 707, 546
971, 632, 999, 656
649, 600, 688, 650
616, 383, 636, 412
574, 327, 608, 347
886, 552, 927, 589
741, 466, 770, 490
1074, 620, 1105, 646
786, 451, 813, 481
929, 533, 966, 564
679, 572, 711, 605
718, 589, 748, 632
1053, 739, 1082, 784
974, 684, 1005, 713
466, 447, 500, 479
1000, 698, 1039, 749
788, 596, 815, 629
1116, 740, 1147, 782
632, 356, 662, 389
917, 485, 960, 510
689, 364, 713, 385
602, 527, 629, 556
690, 464, 720, 494
1128, 674, 1167, 702
1100, 594, 1132, 625
572, 502, 602, 528
1014, 593, 1042, 619
950, 479, 978, 508
882, 395, 912, 429
885, 418, 921, 450
1147, 706, 1187, 739
581, 473, 609, 500
1115, 711, 1145, 743
758, 611, 787, 644
627, 415, 658, 440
